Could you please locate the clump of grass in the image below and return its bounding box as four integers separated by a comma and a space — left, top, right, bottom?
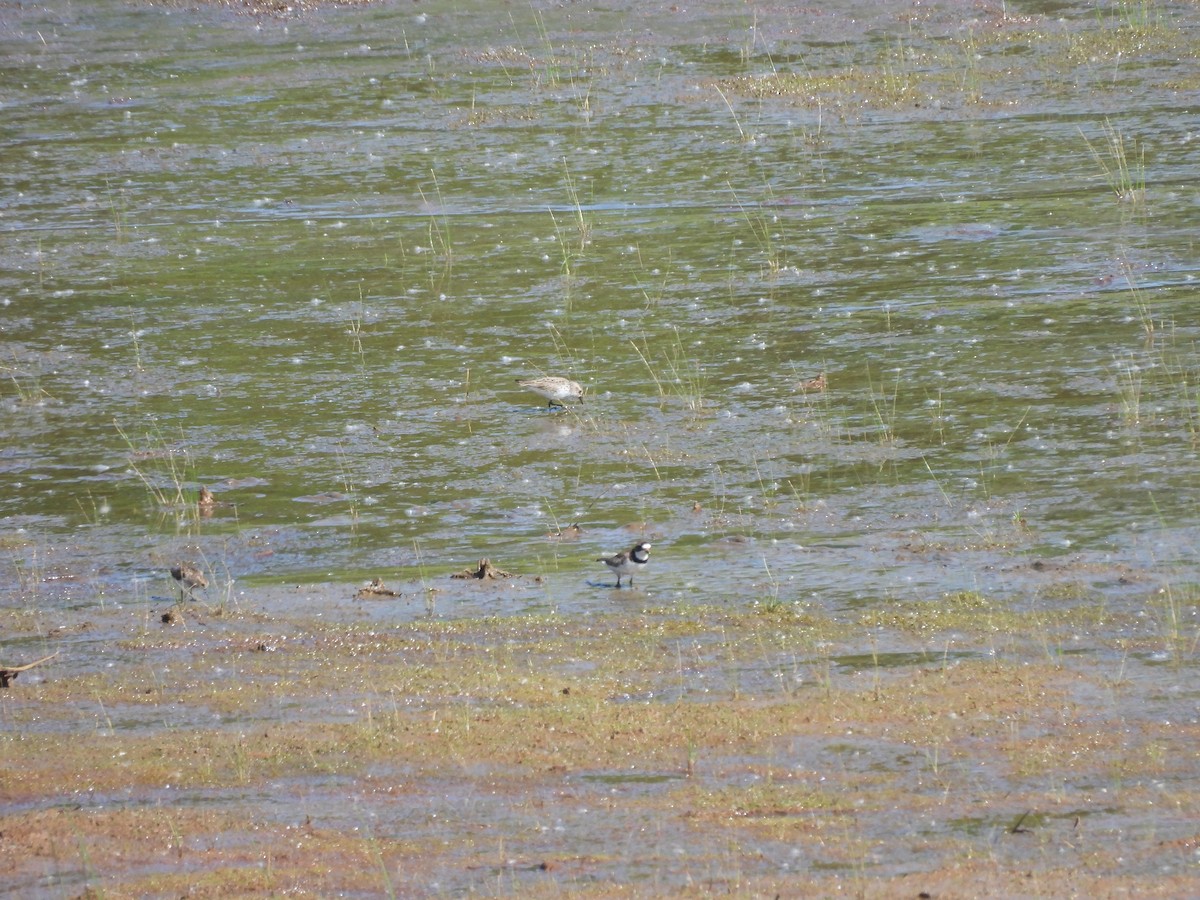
1179, 368, 1200, 448
631, 326, 707, 413
128, 308, 146, 373
878, 36, 919, 103
12, 543, 46, 605
1113, 354, 1143, 425
417, 170, 454, 290
1, 358, 53, 406
529, 7, 562, 88
346, 294, 367, 375
105, 177, 127, 240
727, 182, 787, 276
634, 246, 674, 310
752, 557, 785, 613
1114, 0, 1165, 33
115, 420, 193, 511
713, 83, 752, 143
959, 29, 983, 103
334, 444, 360, 538
1118, 261, 1161, 343
549, 159, 591, 283
75, 490, 113, 526
498, 7, 577, 91
864, 369, 899, 447
1081, 120, 1146, 205
1068, 0, 1175, 62
1147, 583, 1200, 668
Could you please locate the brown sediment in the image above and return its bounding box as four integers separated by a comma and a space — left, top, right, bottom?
1, 582, 1196, 894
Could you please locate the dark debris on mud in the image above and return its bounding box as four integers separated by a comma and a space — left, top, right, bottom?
452, 558, 518, 580
355, 577, 403, 599
0, 651, 59, 688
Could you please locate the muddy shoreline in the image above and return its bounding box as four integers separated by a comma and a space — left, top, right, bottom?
4, 0, 1200, 893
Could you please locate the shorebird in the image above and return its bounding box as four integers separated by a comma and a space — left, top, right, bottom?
516, 376, 585, 409
170, 562, 208, 601
797, 373, 827, 393
596, 541, 651, 588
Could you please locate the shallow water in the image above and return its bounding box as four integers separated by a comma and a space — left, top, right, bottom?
2, 0, 1200, 892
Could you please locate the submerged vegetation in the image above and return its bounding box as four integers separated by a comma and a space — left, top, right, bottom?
718, 2, 1192, 109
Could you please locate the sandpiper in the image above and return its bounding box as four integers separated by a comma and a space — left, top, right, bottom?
170, 562, 208, 601
597, 541, 651, 588
516, 376, 585, 409
797, 373, 827, 393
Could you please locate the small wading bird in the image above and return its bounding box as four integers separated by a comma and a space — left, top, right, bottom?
597, 541, 651, 588
170, 562, 208, 601
797, 372, 827, 393
516, 376, 585, 410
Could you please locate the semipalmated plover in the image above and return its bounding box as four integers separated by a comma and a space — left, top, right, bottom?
597, 541, 651, 588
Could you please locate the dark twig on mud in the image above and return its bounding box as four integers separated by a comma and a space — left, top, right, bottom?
1009, 810, 1034, 834
0, 651, 60, 688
